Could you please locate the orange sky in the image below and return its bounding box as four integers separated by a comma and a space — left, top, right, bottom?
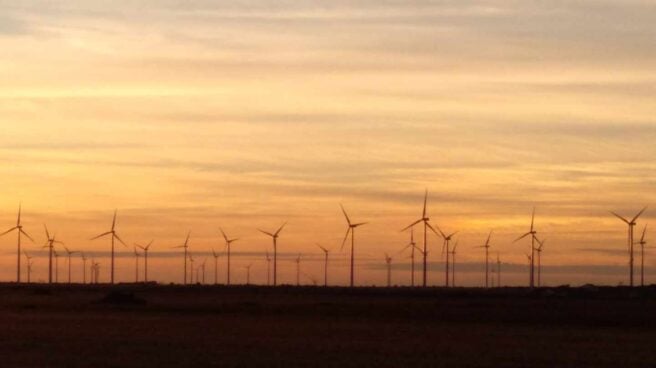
0, 1, 654, 286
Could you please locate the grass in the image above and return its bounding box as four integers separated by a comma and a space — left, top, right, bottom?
0, 284, 655, 367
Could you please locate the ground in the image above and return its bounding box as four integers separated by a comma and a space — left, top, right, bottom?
0, 284, 654, 367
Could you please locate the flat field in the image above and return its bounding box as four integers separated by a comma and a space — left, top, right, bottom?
0, 284, 654, 367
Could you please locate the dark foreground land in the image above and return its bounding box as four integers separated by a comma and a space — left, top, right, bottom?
1, 284, 656, 367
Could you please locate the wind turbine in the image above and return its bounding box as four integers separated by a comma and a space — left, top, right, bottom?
93, 260, 100, 284
81, 253, 88, 284
496, 253, 501, 287
221, 228, 239, 286
431, 225, 458, 287
525, 254, 532, 285
317, 244, 330, 287
188, 252, 195, 284
340, 204, 367, 287
90, 210, 127, 284
136, 240, 153, 282
172, 231, 191, 285
449, 240, 459, 287
43, 225, 62, 284
211, 249, 220, 285
535, 237, 546, 287
635, 226, 648, 287
401, 190, 437, 287
475, 231, 493, 288
265, 250, 272, 286
0, 204, 34, 283
24, 252, 34, 284
385, 253, 393, 287
258, 223, 286, 286
200, 258, 207, 285
399, 227, 417, 286
611, 207, 647, 287
63, 246, 79, 284
514, 208, 538, 287
294, 254, 302, 286
133, 246, 141, 283
54, 249, 61, 283
244, 263, 253, 285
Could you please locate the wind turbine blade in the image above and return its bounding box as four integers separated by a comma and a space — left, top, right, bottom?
530, 207, 535, 231
258, 229, 274, 237
43, 224, 50, 239
112, 210, 117, 231
513, 232, 532, 243
632, 206, 648, 223
114, 233, 128, 247
441, 240, 446, 255
485, 230, 492, 246
641, 225, 647, 242
610, 211, 630, 224
185, 231, 191, 246
17, 203, 22, 226
340, 204, 352, 226
0, 227, 18, 237
90, 231, 112, 240
401, 219, 422, 232
340, 228, 351, 251
146, 240, 154, 249
275, 222, 287, 236
399, 244, 411, 254
220, 228, 228, 242
353, 222, 368, 227
20, 229, 34, 242
422, 189, 428, 218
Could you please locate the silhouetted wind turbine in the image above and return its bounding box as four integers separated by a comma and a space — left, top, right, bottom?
431, 225, 457, 287
244, 263, 253, 285
514, 208, 538, 287
475, 231, 493, 288
54, 249, 61, 283
535, 237, 546, 287
259, 223, 286, 286
81, 253, 88, 284
90, 210, 127, 284
221, 228, 239, 286
399, 227, 417, 286
496, 253, 501, 287
611, 207, 647, 287
449, 240, 459, 287
201, 258, 207, 284
294, 254, 302, 286
317, 244, 330, 287
211, 249, 220, 285
340, 204, 367, 287
136, 240, 153, 282
401, 190, 436, 287
525, 254, 532, 285
63, 246, 78, 284
133, 246, 141, 283
43, 225, 62, 284
0, 204, 34, 283
172, 231, 191, 285
265, 250, 272, 286
188, 252, 195, 284
24, 251, 34, 283
385, 253, 393, 287
635, 226, 648, 287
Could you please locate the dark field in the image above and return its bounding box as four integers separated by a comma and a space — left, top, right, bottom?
1, 284, 656, 367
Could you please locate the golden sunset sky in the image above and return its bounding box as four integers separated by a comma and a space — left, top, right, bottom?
0, 1, 654, 286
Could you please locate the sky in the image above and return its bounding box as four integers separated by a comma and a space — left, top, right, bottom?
0, 0, 655, 286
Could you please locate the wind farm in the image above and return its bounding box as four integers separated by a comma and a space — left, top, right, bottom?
1, 0, 655, 366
